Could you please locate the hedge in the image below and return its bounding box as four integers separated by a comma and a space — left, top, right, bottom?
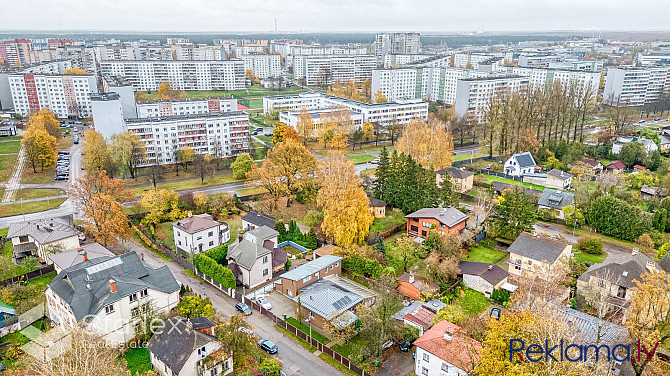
342, 255, 382, 278
194, 253, 236, 289
205, 244, 228, 265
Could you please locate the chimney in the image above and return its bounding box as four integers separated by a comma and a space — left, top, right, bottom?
109, 279, 116, 293
187, 211, 192, 217
185, 319, 193, 332
408, 272, 415, 284
81, 250, 88, 262
632, 247, 639, 256
488, 265, 493, 270
444, 331, 453, 341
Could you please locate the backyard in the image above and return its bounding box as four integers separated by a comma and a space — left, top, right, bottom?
480, 173, 547, 191
573, 249, 608, 265
453, 288, 490, 316
123, 347, 152, 375
368, 208, 406, 238
464, 245, 507, 264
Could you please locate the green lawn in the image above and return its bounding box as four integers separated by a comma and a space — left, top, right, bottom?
237, 186, 269, 196
285, 317, 330, 344
0, 232, 34, 280
135, 86, 306, 102
155, 222, 175, 250
385, 242, 422, 274
574, 250, 608, 265
25, 271, 56, 290
256, 135, 272, 143
21, 165, 57, 184
453, 152, 486, 162
15, 189, 65, 200
239, 98, 264, 108
0, 154, 20, 183
0, 198, 67, 218
0, 141, 21, 154
454, 288, 490, 316
481, 174, 546, 191
349, 154, 375, 164
464, 245, 507, 264
369, 208, 405, 236
131, 174, 243, 196
123, 348, 152, 375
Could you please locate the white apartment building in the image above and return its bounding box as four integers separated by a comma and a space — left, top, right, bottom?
0, 60, 73, 110
8, 73, 98, 118
603, 67, 669, 107
518, 54, 564, 68
293, 55, 377, 86
373, 33, 421, 61
96, 45, 174, 61
45, 251, 180, 344
136, 98, 238, 118
264, 92, 428, 127
497, 66, 601, 94
453, 53, 502, 69
173, 213, 230, 255
240, 54, 281, 79
383, 54, 433, 68
637, 51, 670, 66
174, 45, 222, 61
454, 76, 530, 122
99, 60, 245, 91
279, 108, 364, 130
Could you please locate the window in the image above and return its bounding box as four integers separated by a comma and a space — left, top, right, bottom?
196, 236, 202, 240
410, 225, 418, 232
421, 230, 427, 237
263, 268, 268, 276
140, 289, 148, 298
441, 362, 450, 372
129, 293, 137, 303
303, 275, 312, 283
515, 265, 521, 271
209, 241, 214, 246
197, 346, 207, 359
422, 221, 431, 228
287, 290, 293, 297
105, 304, 114, 314
423, 353, 430, 362
208, 231, 213, 237
422, 367, 428, 375
263, 256, 268, 263
131, 307, 139, 318
19, 235, 29, 243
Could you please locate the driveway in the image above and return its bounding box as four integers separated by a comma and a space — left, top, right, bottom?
375, 348, 415, 376
259, 290, 297, 320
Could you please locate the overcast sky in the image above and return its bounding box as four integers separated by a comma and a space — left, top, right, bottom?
1, 0, 668, 32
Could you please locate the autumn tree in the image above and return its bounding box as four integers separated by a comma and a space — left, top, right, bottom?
491, 188, 537, 240
70, 170, 134, 247
396, 118, 454, 170
296, 108, 314, 143
141, 189, 185, 229
109, 131, 146, 179
175, 146, 195, 171
83, 129, 113, 174
215, 314, 256, 368
246, 139, 317, 208
157, 81, 186, 100
29, 108, 62, 140
22, 122, 57, 172
373, 89, 387, 103
176, 295, 215, 318
63, 67, 88, 75
231, 153, 254, 179
317, 154, 373, 247
272, 122, 299, 144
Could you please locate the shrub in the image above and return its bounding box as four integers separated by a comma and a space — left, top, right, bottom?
491, 289, 510, 304
577, 237, 603, 255
342, 255, 382, 278
204, 244, 228, 265
194, 253, 236, 289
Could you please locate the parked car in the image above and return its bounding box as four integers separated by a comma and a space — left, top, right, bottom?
256, 296, 272, 310
238, 326, 255, 336
490, 308, 501, 320
371, 158, 380, 164
381, 340, 394, 351
654, 118, 662, 122
259, 339, 278, 354
78, 234, 86, 241
54, 176, 68, 181
399, 339, 415, 352
73, 135, 79, 144
235, 302, 252, 315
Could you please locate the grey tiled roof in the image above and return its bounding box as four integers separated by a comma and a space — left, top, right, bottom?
559, 306, 628, 343
405, 207, 468, 228
458, 261, 508, 285
49, 243, 115, 271
491, 181, 542, 197
547, 169, 574, 180
659, 253, 670, 273
246, 225, 279, 242
507, 232, 568, 264
147, 316, 222, 375
47, 251, 180, 321
242, 211, 277, 229
436, 167, 475, 179
226, 239, 272, 270
8, 218, 81, 245
579, 252, 658, 288
538, 189, 574, 209
511, 152, 536, 168
281, 255, 342, 281
292, 279, 362, 321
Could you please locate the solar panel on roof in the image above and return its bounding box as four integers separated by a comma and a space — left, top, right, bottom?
85, 258, 122, 274
332, 295, 352, 310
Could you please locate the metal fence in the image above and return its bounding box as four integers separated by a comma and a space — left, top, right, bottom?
477, 169, 523, 181
242, 295, 369, 376
0, 265, 55, 287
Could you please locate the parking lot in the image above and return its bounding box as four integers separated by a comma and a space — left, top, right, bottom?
255, 290, 297, 320
55, 150, 70, 181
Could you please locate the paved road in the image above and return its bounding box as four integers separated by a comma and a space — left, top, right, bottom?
0, 199, 75, 227
533, 222, 629, 256
132, 242, 343, 376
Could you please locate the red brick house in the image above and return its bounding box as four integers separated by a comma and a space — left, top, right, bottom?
405, 207, 468, 239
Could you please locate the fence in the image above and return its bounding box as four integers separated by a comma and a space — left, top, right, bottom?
452, 155, 493, 167
478, 169, 523, 182
241, 295, 368, 376
0, 265, 55, 287
193, 269, 236, 299
366, 224, 404, 245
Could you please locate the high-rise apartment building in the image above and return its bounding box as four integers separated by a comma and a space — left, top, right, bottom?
293, 55, 377, 86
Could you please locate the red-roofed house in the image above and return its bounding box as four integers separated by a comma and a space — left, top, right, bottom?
414, 320, 482, 376
605, 160, 626, 174
397, 272, 439, 301
632, 165, 646, 174
402, 305, 436, 336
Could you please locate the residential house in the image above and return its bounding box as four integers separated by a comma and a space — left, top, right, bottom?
660, 129, 670, 151
275, 255, 342, 298
148, 316, 233, 376
436, 167, 475, 193
577, 249, 660, 312
241, 211, 277, 231
641, 185, 660, 197
580, 159, 603, 174
396, 272, 439, 301
290, 278, 364, 330
173, 213, 230, 255
507, 232, 572, 279
537, 189, 575, 220
405, 207, 468, 239
544, 169, 573, 189
402, 305, 437, 336
367, 194, 387, 219
226, 226, 280, 289
414, 320, 482, 376
458, 261, 508, 297
503, 152, 536, 177
491, 181, 542, 198
45, 251, 180, 344
605, 160, 626, 174
632, 165, 646, 174
8, 217, 81, 264
612, 136, 658, 154
49, 243, 115, 274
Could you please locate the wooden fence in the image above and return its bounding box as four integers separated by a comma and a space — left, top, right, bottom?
366, 224, 404, 245
242, 295, 368, 376
0, 265, 55, 287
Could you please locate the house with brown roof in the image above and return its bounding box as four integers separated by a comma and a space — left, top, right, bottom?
605, 160, 626, 174
436, 167, 475, 193
507, 232, 572, 279
397, 272, 439, 301
458, 261, 508, 297
405, 207, 468, 239
402, 305, 437, 336
173, 213, 229, 255
580, 159, 603, 174
414, 320, 482, 376
367, 194, 387, 219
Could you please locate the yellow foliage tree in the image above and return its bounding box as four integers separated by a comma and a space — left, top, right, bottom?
296, 108, 314, 143
317, 154, 373, 247
29, 108, 61, 140
272, 122, 299, 144
157, 81, 186, 100
22, 122, 57, 172
141, 189, 186, 228
330, 131, 348, 149
373, 89, 387, 103
246, 139, 317, 208
396, 119, 454, 170
63, 67, 88, 75
345, 81, 361, 102
361, 122, 374, 142
83, 129, 112, 173
331, 80, 345, 98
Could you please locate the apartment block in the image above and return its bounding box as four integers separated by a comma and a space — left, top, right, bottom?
8, 73, 98, 118
637, 51, 670, 66
453, 53, 503, 69
373, 33, 421, 62
174, 45, 222, 60
497, 66, 601, 94
240, 54, 281, 78
383, 54, 434, 68
603, 67, 670, 106
136, 97, 238, 118
99, 60, 245, 91
0, 61, 74, 110
293, 55, 377, 86
454, 75, 530, 122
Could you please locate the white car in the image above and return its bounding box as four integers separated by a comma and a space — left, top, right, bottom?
256, 296, 272, 310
